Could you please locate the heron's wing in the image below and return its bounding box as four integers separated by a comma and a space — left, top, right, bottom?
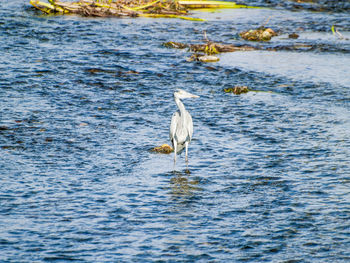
185, 111, 194, 141
170, 111, 180, 143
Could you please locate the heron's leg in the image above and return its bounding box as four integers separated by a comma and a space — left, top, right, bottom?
173, 141, 177, 164
185, 141, 189, 163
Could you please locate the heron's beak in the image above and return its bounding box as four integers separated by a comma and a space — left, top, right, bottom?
191, 94, 199, 98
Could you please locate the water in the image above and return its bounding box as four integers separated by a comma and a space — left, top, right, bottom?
1, 0, 350, 262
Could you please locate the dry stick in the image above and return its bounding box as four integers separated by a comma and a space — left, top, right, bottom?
203, 30, 209, 42
335, 29, 345, 40
261, 15, 272, 27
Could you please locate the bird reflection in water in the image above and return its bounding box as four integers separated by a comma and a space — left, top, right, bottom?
169, 170, 202, 198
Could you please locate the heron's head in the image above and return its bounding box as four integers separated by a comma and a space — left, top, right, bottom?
174, 89, 199, 99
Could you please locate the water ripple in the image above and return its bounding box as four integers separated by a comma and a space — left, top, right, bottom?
1, 0, 350, 262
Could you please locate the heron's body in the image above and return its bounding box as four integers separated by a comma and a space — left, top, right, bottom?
169, 89, 199, 163
170, 108, 193, 155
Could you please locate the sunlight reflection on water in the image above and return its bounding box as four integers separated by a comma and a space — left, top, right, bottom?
220, 50, 350, 88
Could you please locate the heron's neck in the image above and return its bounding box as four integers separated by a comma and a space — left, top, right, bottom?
175, 97, 186, 115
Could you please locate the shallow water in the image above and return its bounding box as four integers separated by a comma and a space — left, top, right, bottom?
1, 1, 350, 262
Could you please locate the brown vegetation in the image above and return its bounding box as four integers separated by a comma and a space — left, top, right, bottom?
224, 86, 249, 95
30, 0, 195, 19
150, 144, 174, 154
240, 27, 277, 41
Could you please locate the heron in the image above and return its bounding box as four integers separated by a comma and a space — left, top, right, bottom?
170, 89, 199, 164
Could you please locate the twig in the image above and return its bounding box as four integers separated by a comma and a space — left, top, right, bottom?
332, 25, 348, 40
203, 30, 210, 42
261, 16, 272, 27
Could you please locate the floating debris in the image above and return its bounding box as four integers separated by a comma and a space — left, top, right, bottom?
150, 144, 174, 154
165, 32, 257, 63
163, 41, 188, 49
30, 0, 201, 20
240, 27, 277, 41
288, 33, 299, 39
224, 86, 249, 95
292, 43, 313, 50
164, 41, 256, 54
178, 0, 254, 9
1, 145, 25, 151
187, 54, 219, 62
191, 42, 256, 53
30, 0, 256, 20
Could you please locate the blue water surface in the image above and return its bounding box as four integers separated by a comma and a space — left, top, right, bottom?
1, 0, 350, 262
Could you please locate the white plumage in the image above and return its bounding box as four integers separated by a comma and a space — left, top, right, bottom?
169, 89, 199, 163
